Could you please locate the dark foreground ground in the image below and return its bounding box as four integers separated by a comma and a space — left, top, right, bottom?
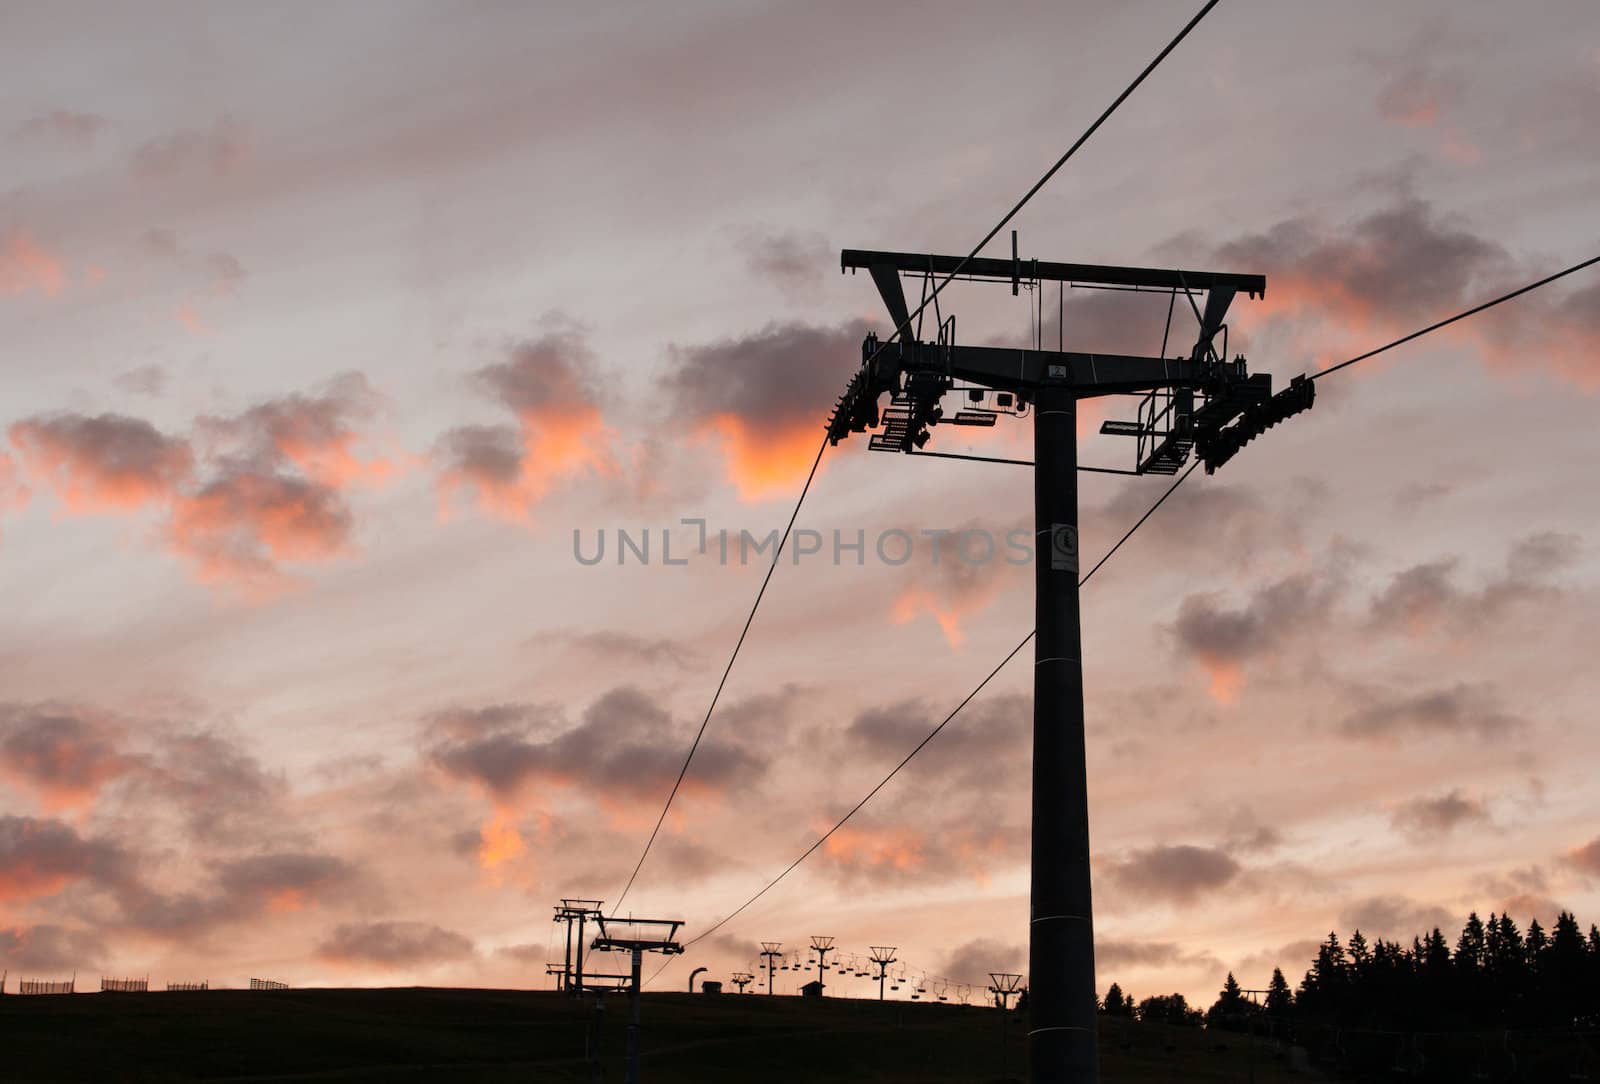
0, 986, 1321, 1082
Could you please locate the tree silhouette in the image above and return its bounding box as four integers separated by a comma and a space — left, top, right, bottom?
1264, 968, 1293, 1018
1101, 905, 1600, 1051
1205, 972, 1254, 1032
1137, 993, 1201, 1027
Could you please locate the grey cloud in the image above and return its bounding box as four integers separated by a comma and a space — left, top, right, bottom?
195, 371, 379, 468
0, 815, 131, 898
1340, 682, 1523, 742
116, 849, 363, 938
1097, 939, 1220, 972
7, 412, 193, 500
0, 705, 130, 799
664, 319, 869, 431
1390, 789, 1490, 840
435, 424, 522, 487
1218, 807, 1285, 856
425, 686, 762, 802
1375, 64, 1463, 126
1393, 480, 1453, 510
474, 328, 601, 418
1212, 198, 1510, 321
941, 937, 1025, 987
1171, 196, 1599, 384
1570, 836, 1600, 878
0, 924, 108, 971
1369, 558, 1459, 632
1337, 894, 1455, 940
213, 852, 357, 901
1104, 844, 1241, 906
131, 115, 248, 177
1094, 482, 1306, 567
113, 365, 167, 397
13, 110, 108, 148
0, 702, 287, 847
170, 466, 353, 577
138, 729, 288, 843
138, 229, 247, 293
736, 228, 830, 296
847, 693, 1028, 787
425, 703, 552, 743
318, 921, 475, 966
1477, 865, 1563, 920
1172, 571, 1334, 668
528, 629, 704, 672
1504, 531, 1581, 583
1369, 532, 1581, 635
1233, 939, 1323, 984
494, 942, 547, 964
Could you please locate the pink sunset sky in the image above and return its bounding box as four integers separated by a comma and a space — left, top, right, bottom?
2, 1, 1598, 1004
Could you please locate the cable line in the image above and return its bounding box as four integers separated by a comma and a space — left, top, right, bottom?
608, 0, 1224, 912
1309, 254, 1600, 382
611, 435, 827, 914
644, 465, 1199, 986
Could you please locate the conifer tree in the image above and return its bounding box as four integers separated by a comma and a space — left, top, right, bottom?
1206, 972, 1252, 1031
1265, 968, 1293, 1018
1525, 918, 1548, 967
1549, 911, 1587, 1011
1349, 929, 1371, 973
1455, 912, 1487, 972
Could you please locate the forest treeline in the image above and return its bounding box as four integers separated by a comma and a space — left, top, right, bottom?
1101, 908, 1600, 1032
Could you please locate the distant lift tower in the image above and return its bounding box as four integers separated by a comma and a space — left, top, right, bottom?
809, 936, 836, 995
832, 243, 1314, 1084
759, 941, 783, 996
869, 946, 899, 1002
553, 899, 605, 996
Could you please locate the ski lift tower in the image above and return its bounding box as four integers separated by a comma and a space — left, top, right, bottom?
759, 941, 783, 996
553, 898, 605, 997
832, 242, 1313, 1084
868, 946, 899, 1002
591, 914, 684, 1084
808, 936, 836, 996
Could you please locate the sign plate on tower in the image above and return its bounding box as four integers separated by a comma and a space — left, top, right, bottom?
1050, 524, 1078, 573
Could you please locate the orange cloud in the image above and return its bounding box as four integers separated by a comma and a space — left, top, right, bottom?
7, 414, 192, 514
437, 410, 614, 521
478, 808, 528, 875
0, 231, 66, 297
1194, 654, 1245, 706
175, 301, 208, 335
893, 587, 974, 648
162, 379, 392, 594
890, 525, 1017, 648
0, 865, 77, 905
662, 319, 867, 501
0, 712, 131, 814
167, 469, 353, 597
437, 331, 617, 520
196, 374, 398, 491
0, 452, 29, 526
0, 817, 112, 905
820, 822, 925, 872
699, 414, 821, 502
266, 887, 309, 913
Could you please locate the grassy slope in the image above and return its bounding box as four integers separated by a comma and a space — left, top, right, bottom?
0, 987, 1323, 1082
